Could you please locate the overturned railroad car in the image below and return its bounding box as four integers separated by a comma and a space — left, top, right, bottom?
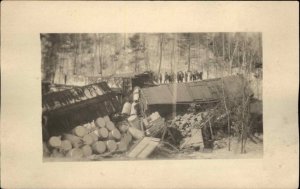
42, 82, 121, 141
140, 75, 254, 116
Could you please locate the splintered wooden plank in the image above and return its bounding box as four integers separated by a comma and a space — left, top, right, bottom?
127, 138, 149, 158
137, 139, 160, 158
127, 137, 160, 158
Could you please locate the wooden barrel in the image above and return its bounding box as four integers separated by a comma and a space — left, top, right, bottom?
67, 148, 84, 159
72, 126, 88, 137
48, 136, 62, 148
98, 128, 109, 139
106, 140, 117, 152
109, 129, 121, 141
60, 140, 72, 152
103, 115, 111, 123
128, 127, 144, 140
89, 132, 98, 142
106, 121, 116, 131
121, 102, 131, 115
63, 134, 83, 148
83, 134, 94, 145
92, 141, 106, 154
81, 145, 93, 157
95, 117, 106, 128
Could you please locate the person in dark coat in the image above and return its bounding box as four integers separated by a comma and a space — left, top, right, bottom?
199, 71, 203, 80
177, 71, 183, 82
164, 72, 168, 83
159, 73, 162, 84
184, 71, 188, 82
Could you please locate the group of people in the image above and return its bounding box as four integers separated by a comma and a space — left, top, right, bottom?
155, 71, 203, 84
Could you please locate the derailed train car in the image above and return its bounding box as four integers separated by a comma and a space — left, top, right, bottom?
42, 82, 121, 141
139, 75, 254, 115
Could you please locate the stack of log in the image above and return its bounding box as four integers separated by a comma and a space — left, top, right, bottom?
44, 115, 134, 159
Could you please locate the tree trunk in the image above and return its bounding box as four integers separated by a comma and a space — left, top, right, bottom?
242, 40, 246, 75
229, 39, 239, 75
212, 34, 215, 56
188, 38, 191, 72
221, 77, 231, 151
198, 34, 202, 72
158, 34, 163, 75
144, 34, 150, 71
79, 34, 83, 75
49, 36, 59, 83
73, 35, 79, 75
135, 51, 138, 72
206, 36, 209, 78
98, 34, 103, 75
228, 34, 231, 60
222, 33, 225, 61
241, 77, 247, 154
170, 35, 175, 73
124, 33, 127, 67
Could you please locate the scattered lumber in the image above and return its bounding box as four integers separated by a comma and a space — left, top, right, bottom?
127, 137, 160, 158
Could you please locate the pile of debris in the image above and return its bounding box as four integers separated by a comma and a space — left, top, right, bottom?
170, 112, 208, 138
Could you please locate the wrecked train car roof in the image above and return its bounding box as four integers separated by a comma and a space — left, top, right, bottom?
141, 75, 253, 105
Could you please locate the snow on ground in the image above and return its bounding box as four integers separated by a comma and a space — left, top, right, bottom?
175, 136, 263, 159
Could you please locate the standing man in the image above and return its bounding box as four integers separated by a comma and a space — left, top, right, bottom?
184, 71, 188, 82
164, 72, 168, 83
200, 71, 203, 80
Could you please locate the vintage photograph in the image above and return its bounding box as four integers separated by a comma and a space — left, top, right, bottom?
41, 33, 263, 161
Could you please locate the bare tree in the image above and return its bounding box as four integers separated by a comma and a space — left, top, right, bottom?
158, 34, 164, 75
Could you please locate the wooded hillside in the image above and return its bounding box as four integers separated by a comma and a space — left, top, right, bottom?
41, 33, 263, 96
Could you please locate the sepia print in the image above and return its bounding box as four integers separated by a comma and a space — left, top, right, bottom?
41, 33, 263, 161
